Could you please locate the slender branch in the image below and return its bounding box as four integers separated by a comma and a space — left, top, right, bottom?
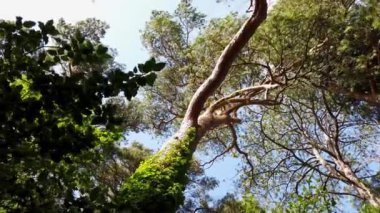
229, 124, 257, 186
201, 144, 233, 168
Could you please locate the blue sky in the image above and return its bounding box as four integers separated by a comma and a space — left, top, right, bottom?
1, 0, 250, 202
1, 0, 248, 67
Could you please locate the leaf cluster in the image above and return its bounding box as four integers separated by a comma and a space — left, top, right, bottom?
0, 17, 164, 211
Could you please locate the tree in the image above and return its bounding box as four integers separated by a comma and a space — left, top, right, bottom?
0, 17, 164, 211
119, 0, 271, 212
214, 193, 265, 213
236, 0, 380, 208
121, 0, 379, 211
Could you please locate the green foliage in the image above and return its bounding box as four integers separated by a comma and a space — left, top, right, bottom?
175, 0, 206, 42
334, 0, 380, 96
0, 17, 164, 211
241, 194, 265, 213
215, 193, 265, 213
56, 18, 109, 43
360, 203, 380, 213
142, 10, 184, 63
287, 182, 336, 213
133, 1, 209, 135
120, 128, 196, 212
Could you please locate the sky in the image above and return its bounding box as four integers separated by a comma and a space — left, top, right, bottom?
1, 0, 249, 202
1, 0, 248, 68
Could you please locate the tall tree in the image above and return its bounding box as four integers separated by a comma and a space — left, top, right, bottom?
119, 0, 271, 212
122, 0, 379, 211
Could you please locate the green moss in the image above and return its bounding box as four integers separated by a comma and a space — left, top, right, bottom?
119, 128, 197, 213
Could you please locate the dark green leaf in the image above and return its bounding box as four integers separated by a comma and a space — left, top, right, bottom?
153, 62, 166, 71
16, 16, 22, 29
47, 49, 58, 56
23, 21, 36, 28
145, 72, 157, 86
95, 45, 108, 55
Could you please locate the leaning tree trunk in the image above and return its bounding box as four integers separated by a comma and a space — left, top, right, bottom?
119, 1, 268, 212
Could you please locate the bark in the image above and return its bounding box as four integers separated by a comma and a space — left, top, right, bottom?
312, 147, 380, 207
303, 101, 380, 207
120, 0, 269, 211
334, 160, 380, 207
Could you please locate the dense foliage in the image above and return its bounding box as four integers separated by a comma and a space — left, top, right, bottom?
0, 17, 164, 211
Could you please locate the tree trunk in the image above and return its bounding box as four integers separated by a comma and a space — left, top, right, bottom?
119, 1, 268, 212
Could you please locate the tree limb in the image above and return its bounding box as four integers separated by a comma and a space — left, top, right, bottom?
181, 0, 268, 129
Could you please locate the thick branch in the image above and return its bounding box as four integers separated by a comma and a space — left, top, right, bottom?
197, 84, 279, 133
209, 84, 279, 112
181, 0, 268, 128
312, 146, 380, 207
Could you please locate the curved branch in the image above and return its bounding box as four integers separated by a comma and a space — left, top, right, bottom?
209, 84, 279, 112
181, 0, 268, 128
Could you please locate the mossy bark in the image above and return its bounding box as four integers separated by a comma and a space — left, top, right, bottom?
119, 128, 197, 213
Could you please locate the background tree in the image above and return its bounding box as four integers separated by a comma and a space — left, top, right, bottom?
238, 0, 380, 208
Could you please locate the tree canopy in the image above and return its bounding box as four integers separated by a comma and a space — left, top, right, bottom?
1, 0, 379, 212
